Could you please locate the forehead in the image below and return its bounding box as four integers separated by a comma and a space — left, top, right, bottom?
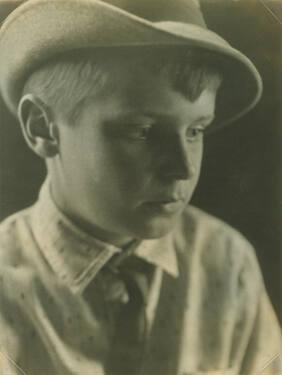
84, 46, 220, 103
82, 65, 217, 125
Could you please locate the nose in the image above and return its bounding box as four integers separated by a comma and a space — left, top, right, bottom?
158, 136, 196, 181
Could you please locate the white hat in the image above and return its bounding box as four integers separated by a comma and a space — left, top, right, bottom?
0, 0, 263, 130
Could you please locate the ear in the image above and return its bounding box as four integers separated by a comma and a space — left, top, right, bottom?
18, 94, 59, 158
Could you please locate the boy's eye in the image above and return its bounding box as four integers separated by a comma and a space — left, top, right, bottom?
128, 124, 152, 140
186, 126, 205, 142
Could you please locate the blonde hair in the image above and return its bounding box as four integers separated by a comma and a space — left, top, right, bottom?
22, 47, 222, 124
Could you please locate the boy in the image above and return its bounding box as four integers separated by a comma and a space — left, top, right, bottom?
0, 0, 280, 374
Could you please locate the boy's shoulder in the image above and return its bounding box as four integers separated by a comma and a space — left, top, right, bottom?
175, 205, 262, 288
0, 207, 36, 296
0, 208, 43, 356
0, 207, 33, 260
179, 203, 252, 250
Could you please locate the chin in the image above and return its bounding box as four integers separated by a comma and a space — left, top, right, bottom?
134, 214, 181, 240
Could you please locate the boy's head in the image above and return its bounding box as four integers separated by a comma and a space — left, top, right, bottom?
18, 47, 221, 245
0, 0, 263, 245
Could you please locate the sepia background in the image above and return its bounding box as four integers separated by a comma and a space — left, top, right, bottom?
0, 0, 281, 323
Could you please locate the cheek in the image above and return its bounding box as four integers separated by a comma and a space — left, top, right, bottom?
98, 141, 153, 183
66, 141, 152, 208
185, 141, 204, 188
194, 142, 204, 171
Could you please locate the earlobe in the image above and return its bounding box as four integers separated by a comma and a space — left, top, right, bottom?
18, 94, 59, 158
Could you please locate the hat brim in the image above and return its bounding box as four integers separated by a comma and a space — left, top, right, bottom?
0, 0, 262, 131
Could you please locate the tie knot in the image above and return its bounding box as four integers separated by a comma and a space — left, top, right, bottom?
105, 255, 153, 305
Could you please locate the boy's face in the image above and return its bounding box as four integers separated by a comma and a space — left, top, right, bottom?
52, 61, 216, 245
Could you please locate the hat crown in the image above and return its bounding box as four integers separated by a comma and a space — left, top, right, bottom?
103, 0, 207, 27
0, 0, 262, 129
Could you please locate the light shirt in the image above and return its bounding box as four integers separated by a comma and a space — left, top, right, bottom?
0, 181, 280, 375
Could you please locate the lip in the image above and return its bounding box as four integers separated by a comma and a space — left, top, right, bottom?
143, 198, 185, 213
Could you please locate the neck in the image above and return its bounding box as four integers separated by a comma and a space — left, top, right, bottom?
49, 180, 135, 248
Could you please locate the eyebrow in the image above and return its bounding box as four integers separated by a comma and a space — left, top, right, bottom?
192, 115, 215, 126
105, 111, 215, 128
141, 112, 215, 127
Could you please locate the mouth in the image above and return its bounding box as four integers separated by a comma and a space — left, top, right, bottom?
143, 197, 185, 214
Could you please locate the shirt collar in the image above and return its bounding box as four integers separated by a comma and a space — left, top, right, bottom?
31, 180, 179, 294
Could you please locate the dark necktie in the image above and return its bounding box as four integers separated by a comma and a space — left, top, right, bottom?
105, 256, 153, 375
